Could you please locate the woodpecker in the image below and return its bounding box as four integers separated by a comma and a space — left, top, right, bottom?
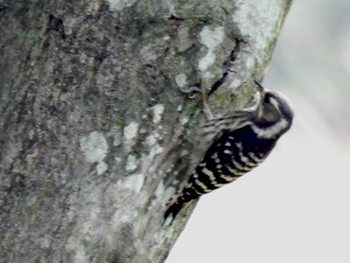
164, 80, 294, 223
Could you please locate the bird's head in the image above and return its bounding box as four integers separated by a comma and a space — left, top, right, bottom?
254, 80, 294, 127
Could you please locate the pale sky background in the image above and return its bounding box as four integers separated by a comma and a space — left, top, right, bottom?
166, 1, 350, 262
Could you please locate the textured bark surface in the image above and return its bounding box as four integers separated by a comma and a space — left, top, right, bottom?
0, 0, 292, 262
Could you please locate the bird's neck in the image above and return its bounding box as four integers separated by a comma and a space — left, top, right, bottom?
251, 117, 290, 139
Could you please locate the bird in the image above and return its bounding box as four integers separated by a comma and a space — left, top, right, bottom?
164, 80, 294, 224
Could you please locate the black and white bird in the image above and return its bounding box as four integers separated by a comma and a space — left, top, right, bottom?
164, 80, 294, 223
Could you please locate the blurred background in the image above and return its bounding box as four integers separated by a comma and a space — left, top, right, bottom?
166, 1, 350, 262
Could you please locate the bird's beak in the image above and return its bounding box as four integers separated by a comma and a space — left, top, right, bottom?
254, 80, 265, 95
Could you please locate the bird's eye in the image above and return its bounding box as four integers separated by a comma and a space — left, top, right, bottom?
264, 96, 270, 104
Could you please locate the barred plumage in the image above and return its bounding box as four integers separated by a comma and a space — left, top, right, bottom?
164, 81, 294, 223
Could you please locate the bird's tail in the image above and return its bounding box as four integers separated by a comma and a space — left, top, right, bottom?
163, 198, 185, 225
163, 188, 197, 225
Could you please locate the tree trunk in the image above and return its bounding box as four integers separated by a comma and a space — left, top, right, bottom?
0, 0, 292, 262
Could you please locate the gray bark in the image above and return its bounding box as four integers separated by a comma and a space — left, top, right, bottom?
0, 0, 292, 262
